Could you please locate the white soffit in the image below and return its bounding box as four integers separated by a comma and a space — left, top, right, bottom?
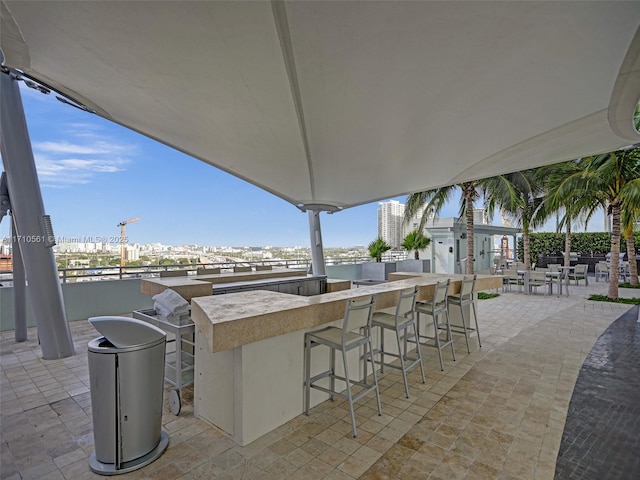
2, 1, 640, 210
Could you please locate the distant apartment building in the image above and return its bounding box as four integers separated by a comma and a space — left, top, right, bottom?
125, 244, 140, 262
378, 200, 405, 248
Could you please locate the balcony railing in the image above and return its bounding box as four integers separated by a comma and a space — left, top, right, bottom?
0, 253, 408, 285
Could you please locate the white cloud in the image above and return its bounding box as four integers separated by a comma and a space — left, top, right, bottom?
32, 135, 133, 187
34, 141, 110, 155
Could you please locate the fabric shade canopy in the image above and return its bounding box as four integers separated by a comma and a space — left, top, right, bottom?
2, 1, 640, 211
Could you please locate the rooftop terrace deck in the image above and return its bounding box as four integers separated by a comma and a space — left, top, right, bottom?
1, 278, 638, 479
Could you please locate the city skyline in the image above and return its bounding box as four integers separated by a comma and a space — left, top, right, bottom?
2, 83, 604, 249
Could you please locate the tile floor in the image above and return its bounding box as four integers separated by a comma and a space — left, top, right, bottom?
0, 278, 636, 479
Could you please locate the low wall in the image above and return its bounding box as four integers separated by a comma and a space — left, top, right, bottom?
0, 279, 154, 331
324, 263, 362, 281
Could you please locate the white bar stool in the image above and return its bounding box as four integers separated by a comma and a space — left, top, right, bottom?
304, 295, 381, 438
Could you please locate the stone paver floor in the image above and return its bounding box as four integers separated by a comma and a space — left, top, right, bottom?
0, 277, 637, 479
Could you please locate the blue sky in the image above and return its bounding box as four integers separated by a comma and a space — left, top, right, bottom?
3, 83, 604, 248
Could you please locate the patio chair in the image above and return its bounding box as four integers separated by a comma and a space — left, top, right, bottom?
568, 264, 588, 286
595, 261, 609, 282
501, 269, 523, 292
528, 271, 551, 295
619, 262, 631, 283
304, 295, 381, 438
547, 264, 561, 272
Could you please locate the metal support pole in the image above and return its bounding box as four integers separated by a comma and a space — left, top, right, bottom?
11, 214, 27, 342
0, 70, 74, 358
308, 210, 326, 276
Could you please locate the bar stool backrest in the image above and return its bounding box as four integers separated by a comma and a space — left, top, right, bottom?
234, 266, 252, 273
342, 295, 376, 345
255, 265, 273, 271
548, 264, 561, 272
459, 275, 477, 300
433, 279, 451, 306
394, 286, 419, 324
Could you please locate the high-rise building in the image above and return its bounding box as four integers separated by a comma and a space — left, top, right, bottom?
377, 200, 405, 248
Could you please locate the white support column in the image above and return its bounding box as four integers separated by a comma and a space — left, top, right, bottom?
0, 70, 75, 359
307, 210, 326, 276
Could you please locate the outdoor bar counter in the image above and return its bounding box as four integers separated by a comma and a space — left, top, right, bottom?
141, 268, 309, 301
189, 273, 501, 446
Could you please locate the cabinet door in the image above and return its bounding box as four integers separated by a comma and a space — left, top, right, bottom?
278, 282, 301, 295
259, 284, 279, 292
299, 279, 322, 296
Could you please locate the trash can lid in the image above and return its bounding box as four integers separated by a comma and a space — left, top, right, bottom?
89, 316, 166, 348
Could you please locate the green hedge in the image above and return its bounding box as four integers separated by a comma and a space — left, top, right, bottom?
516, 231, 640, 263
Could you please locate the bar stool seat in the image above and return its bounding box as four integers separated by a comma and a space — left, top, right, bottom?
370, 285, 425, 399
447, 274, 481, 354
414, 279, 455, 371
304, 295, 381, 438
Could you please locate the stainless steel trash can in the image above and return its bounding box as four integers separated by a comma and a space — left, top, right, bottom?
87, 316, 169, 475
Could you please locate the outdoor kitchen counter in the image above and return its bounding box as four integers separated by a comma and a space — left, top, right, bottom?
140, 268, 308, 301
185, 273, 502, 446
190, 273, 502, 353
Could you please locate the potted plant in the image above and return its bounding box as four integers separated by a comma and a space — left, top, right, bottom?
397, 230, 431, 273
362, 238, 396, 280
368, 237, 392, 262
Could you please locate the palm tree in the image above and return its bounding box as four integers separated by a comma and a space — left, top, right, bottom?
622, 207, 639, 285
404, 181, 479, 274
482, 170, 546, 271
402, 230, 431, 260
539, 161, 593, 268
548, 149, 640, 298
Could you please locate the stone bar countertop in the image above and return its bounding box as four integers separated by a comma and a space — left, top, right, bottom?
140, 277, 213, 302
197, 268, 307, 284
140, 268, 308, 301
191, 273, 502, 353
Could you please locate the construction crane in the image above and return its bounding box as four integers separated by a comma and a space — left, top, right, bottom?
117, 217, 140, 266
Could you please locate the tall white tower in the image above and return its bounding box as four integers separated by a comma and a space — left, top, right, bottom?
377, 200, 405, 248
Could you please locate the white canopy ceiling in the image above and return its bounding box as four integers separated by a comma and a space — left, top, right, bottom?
2, 1, 640, 211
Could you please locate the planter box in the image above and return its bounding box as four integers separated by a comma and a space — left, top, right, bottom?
396, 259, 430, 274
362, 262, 397, 281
